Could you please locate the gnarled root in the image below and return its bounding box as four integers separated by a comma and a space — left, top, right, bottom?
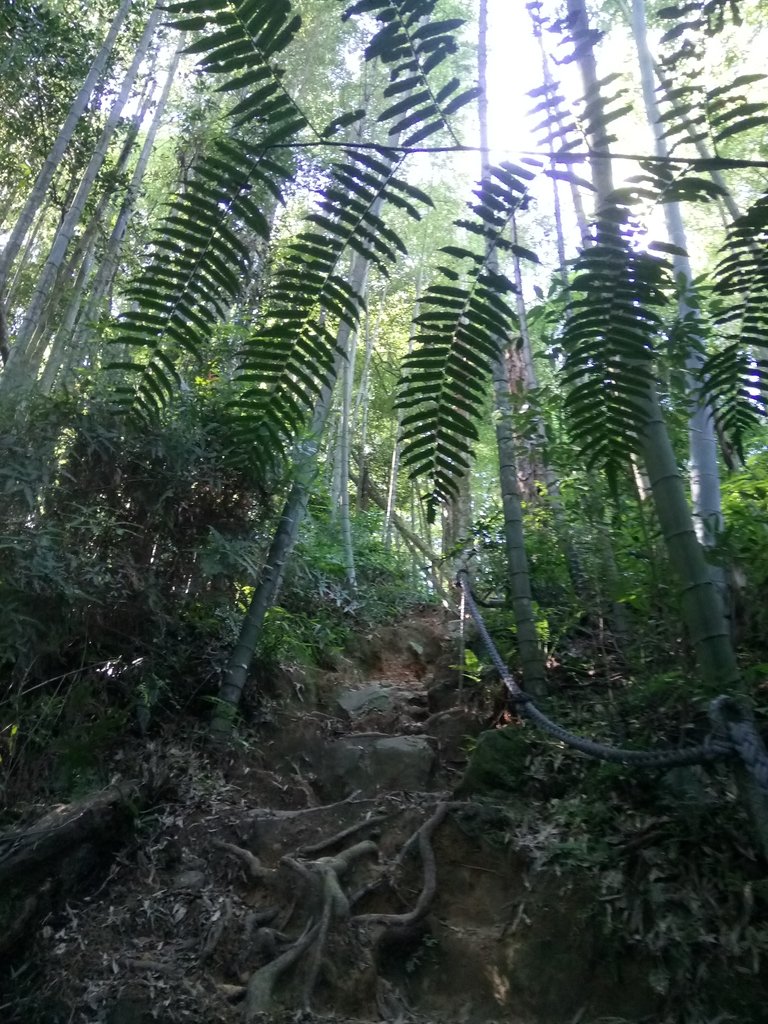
244, 921, 319, 1021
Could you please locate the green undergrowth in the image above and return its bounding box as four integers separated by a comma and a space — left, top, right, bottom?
0, 395, 433, 810
460, 691, 768, 1023
257, 506, 430, 672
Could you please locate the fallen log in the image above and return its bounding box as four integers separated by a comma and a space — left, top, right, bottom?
0, 776, 163, 959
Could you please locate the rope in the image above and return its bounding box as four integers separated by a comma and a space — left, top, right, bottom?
455, 572, 763, 775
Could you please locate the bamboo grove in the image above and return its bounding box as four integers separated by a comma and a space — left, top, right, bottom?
2, 0, 768, 736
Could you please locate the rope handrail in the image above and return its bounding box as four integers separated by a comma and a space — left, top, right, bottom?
456, 572, 768, 786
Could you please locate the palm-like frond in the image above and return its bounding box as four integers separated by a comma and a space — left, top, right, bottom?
112, 140, 291, 419
111, 0, 475, 430
343, 0, 478, 145
111, 0, 308, 418
655, 0, 767, 152
397, 163, 536, 507
234, 150, 431, 455
699, 193, 768, 455
561, 225, 672, 481
171, 0, 309, 131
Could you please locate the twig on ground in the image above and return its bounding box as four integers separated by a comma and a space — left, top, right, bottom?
121, 957, 176, 976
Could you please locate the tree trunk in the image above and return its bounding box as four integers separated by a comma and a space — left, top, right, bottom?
37, 240, 96, 393
337, 257, 369, 590
629, 0, 724, 558
27, 82, 156, 385
567, 0, 738, 691
352, 299, 378, 510
479, 0, 547, 696
210, 367, 341, 741
0, 0, 135, 294
1, 2, 161, 391
58, 38, 183, 387
384, 284, 419, 548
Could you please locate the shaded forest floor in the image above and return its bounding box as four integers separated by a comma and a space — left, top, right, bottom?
2, 606, 768, 1023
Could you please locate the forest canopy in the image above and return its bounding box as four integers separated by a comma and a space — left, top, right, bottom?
1, 0, 768, 762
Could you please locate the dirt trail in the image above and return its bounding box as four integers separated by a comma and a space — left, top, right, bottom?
0, 607, 650, 1024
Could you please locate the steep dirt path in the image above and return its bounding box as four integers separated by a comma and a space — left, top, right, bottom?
2, 607, 504, 1024
1, 607, 647, 1024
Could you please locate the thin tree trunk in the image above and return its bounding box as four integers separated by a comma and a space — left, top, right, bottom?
352, 297, 379, 510
529, 13, 632, 637
339, 329, 357, 589
1, 2, 161, 391
0, 185, 20, 231
629, 0, 724, 557
37, 241, 97, 394
508, 227, 587, 595
0, 0, 134, 292
531, 15, 592, 250
384, 282, 420, 548
479, 0, 547, 697
337, 257, 368, 590
26, 82, 156, 385
63, 38, 183, 383
210, 358, 342, 741
567, 0, 738, 691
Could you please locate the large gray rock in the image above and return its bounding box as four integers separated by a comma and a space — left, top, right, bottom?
336, 683, 395, 718
319, 733, 436, 797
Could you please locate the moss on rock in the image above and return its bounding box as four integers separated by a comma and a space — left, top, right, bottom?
456, 726, 530, 796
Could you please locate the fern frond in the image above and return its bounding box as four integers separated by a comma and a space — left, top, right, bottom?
343, 0, 478, 145
561, 226, 671, 480
397, 163, 537, 507
713, 193, 768, 351
655, 1, 765, 152
234, 149, 431, 454
527, 81, 582, 154
698, 193, 768, 454
110, 138, 292, 420
699, 344, 767, 460
110, 0, 310, 418
167, 0, 311, 132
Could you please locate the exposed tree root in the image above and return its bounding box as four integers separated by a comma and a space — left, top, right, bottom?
283, 839, 378, 1009
244, 921, 319, 1021
0, 777, 166, 959
353, 802, 449, 927
298, 812, 390, 856
233, 802, 466, 1017
212, 839, 276, 882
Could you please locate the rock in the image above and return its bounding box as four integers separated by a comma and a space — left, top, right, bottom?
454, 726, 530, 796
424, 708, 485, 764
336, 684, 395, 718
319, 733, 436, 798
426, 669, 462, 712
